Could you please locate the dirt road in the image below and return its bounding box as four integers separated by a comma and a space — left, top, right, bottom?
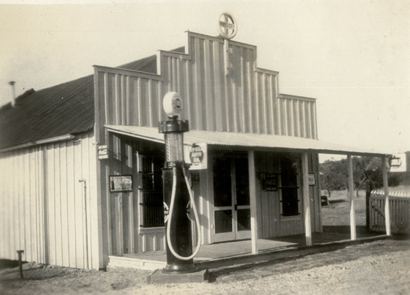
1, 239, 409, 295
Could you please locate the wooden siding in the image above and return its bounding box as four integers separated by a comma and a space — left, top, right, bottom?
199, 149, 320, 243
94, 32, 318, 144
94, 32, 320, 258
105, 135, 169, 255
254, 151, 320, 238
0, 132, 99, 269
103, 133, 211, 255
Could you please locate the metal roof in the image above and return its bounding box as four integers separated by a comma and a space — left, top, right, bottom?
0, 75, 95, 151
0, 47, 184, 151
105, 125, 390, 156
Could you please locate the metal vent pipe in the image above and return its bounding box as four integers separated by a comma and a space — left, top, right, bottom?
8, 81, 16, 107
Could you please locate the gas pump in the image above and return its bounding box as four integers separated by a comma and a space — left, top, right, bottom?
159, 92, 201, 272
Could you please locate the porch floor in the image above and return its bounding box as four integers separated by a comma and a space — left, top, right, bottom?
122, 227, 380, 263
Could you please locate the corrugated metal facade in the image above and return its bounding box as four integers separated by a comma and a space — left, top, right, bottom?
94, 32, 318, 139
95, 31, 320, 258
0, 132, 100, 269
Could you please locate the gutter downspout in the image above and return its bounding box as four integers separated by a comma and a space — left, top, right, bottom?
79, 179, 89, 269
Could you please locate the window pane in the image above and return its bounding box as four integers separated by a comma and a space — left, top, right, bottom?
281, 156, 298, 187
280, 155, 299, 216
237, 209, 250, 231
142, 203, 164, 227
141, 154, 164, 227
213, 158, 232, 207
235, 157, 249, 206
282, 188, 299, 216
215, 210, 233, 233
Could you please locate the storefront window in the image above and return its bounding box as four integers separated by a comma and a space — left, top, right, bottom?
280, 155, 300, 216
140, 155, 164, 227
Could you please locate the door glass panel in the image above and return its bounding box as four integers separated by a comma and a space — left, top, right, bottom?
235, 157, 249, 206
213, 158, 232, 207
237, 209, 251, 231
215, 210, 233, 233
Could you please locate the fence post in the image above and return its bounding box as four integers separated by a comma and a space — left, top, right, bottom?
382, 155, 391, 236
347, 155, 356, 240
302, 152, 312, 246
365, 181, 373, 232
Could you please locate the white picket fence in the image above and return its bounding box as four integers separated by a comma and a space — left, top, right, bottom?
370, 190, 410, 234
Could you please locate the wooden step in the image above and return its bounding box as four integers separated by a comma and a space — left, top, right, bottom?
107, 255, 166, 271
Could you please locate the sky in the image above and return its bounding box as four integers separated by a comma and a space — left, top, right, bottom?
0, 0, 409, 155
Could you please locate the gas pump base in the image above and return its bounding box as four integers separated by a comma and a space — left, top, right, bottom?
147, 268, 209, 284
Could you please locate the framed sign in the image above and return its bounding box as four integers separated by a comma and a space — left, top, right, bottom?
259, 172, 278, 191
109, 175, 133, 192
98, 145, 109, 160
184, 143, 207, 170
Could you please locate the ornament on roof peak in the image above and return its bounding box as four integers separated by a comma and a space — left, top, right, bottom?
219, 13, 237, 39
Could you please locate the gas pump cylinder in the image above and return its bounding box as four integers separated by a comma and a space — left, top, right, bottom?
159, 92, 200, 272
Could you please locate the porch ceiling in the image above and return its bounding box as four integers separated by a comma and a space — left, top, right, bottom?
105, 125, 390, 156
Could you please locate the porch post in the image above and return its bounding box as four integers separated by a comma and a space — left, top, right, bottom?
248, 150, 258, 254
347, 154, 357, 240
382, 155, 391, 236
302, 152, 312, 246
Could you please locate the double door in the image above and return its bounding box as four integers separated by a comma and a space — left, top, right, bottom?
213, 155, 251, 242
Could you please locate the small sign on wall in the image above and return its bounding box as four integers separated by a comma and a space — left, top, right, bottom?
98, 145, 109, 159
109, 175, 133, 192
308, 174, 316, 186
259, 172, 278, 191
184, 143, 207, 170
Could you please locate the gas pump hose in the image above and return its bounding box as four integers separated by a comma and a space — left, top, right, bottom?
166, 166, 201, 261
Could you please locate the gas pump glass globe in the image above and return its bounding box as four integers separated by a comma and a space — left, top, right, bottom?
165, 133, 184, 163
163, 92, 183, 118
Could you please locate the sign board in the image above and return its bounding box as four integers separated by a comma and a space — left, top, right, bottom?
308, 174, 316, 186
109, 175, 133, 192
219, 13, 237, 39
184, 143, 207, 170
98, 145, 109, 159
390, 153, 407, 173
261, 173, 278, 191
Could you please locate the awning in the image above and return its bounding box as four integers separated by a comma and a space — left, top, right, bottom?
105, 125, 390, 156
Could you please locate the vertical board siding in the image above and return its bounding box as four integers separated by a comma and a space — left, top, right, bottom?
255, 151, 312, 238
278, 96, 318, 139
92, 32, 320, 256
95, 32, 317, 140
0, 132, 99, 269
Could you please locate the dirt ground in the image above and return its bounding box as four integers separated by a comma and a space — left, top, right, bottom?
321, 190, 367, 226
1, 189, 408, 294
1, 238, 409, 295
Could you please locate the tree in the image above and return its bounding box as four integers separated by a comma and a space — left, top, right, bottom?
320, 156, 387, 198
319, 159, 348, 198
352, 156, 382, 196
